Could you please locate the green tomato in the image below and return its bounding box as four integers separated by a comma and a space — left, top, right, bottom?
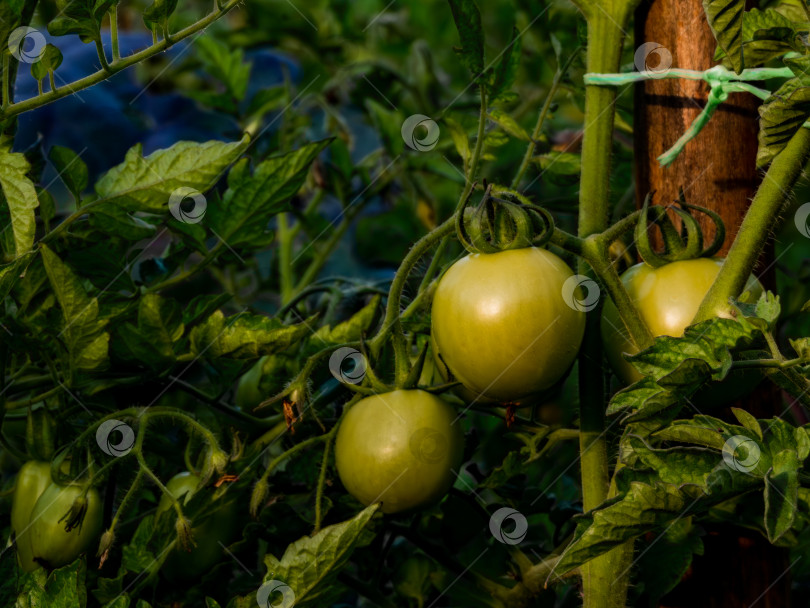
235, 355, 269, 410
431, 248, 586, 402
334, 390, 464, 514
600, 258, 763, 393
157, 471, 238, 579
29, 483, 103, 570
11, 461, 52, 572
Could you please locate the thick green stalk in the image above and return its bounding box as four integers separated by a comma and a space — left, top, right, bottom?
576, 5, 636, 607
695, 126, 810, 322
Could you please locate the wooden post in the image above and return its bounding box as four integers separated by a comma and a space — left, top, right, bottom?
634, 0, 791, 606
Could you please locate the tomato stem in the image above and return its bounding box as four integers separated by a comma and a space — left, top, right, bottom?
575, 2, 640, 605
695, 126, 810, 322
0, 0, 245, 119
372, 216, 456, 386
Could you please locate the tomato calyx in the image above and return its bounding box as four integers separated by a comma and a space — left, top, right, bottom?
634, 191, 727, 268
456, 182, 555, 254
58, 493, 90, 533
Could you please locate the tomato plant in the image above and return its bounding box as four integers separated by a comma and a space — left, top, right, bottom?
3, 0, 810, 606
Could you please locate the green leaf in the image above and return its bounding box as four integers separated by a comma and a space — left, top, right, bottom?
652, 415, 741, 450
532, 151, 581, 176
49, 0, 117, 42
182, 293, 232, 327
49, 145, 88, 200
40, 245, 109, 371
260, 504, 379, 608
88, 206, 157, 240
757, 78, 810, 167
0, 251, 35, 302
31, 44, 63, 82
310, 295, 380, 346
444, 117, 470, 165
764, 449, 800, 542
16, 560, 87, 608
207, 139, 332, 248
94, 136, 248, 214
703, 0, 745, 72
488, 109, 530, 141
448, 0, 484, 76
142, 0, 178, 28
0, 146, 39, 257
117, 294, 183, 369
189, 310, 316, 359
635, 517, 704, 605
731, 407, 764, 439
553, 482, 700, 576
121, 516, 156, 573
487, 26, 521, 101
627, 435, 722, 486
738, 8, 801, 68
195, 37, 252, 100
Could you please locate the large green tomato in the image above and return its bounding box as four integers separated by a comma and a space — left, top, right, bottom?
11, 461, 52, 572
431, 248, 586, 402
601, 258, 763, 388
335, 390, 464, 514
157, 471, 238, 579
29, 483, 103, 570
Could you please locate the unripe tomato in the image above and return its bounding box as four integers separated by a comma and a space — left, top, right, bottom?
157, 471, 238, 578
600, 258, 763, 386
11, 461, 52, 572
431, 248, 586, 402
29, 483, 103, 570
335, 390, 464, 514
235, 356, 269, 410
